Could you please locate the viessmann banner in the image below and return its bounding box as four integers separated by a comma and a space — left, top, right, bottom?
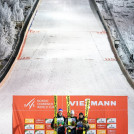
13, 96, 128, 134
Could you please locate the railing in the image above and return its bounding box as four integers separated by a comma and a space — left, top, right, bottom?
103, 0, 133, 64
92, 0, 134, 88
96, 0, 134, 75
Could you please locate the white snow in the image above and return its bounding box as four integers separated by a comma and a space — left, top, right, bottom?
0, 2, 14, 59
0, 0, 34, 60
108, 0, 134, 54
0, 0, 134, 133
12, 1, 24, 21
105, 0, 134, 60
96, 0, 134, 73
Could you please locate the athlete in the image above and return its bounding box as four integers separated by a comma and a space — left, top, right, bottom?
66, 110, 77, 134
51, 108, 66, 134
76, 113, 89, 134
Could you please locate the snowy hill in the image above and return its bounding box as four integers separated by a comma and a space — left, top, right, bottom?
96, 0, 134, 78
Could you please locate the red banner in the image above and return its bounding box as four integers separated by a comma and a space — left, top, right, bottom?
13, 96, 128, 134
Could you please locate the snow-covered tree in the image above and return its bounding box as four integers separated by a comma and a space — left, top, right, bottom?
27, 0, 34, 7
0, 0, 34, 60
0, 1, 16, 60
12, 1, 24, 21
0, 23, 12, 59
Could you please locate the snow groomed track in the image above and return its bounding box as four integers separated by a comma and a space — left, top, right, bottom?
0, 0, 134, 133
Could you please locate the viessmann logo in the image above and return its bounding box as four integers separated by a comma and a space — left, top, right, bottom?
24, 98, 35, 109
70, 99, 116, 106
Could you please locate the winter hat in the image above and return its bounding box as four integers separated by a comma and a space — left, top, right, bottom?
79, 112, 84, 116
58, 108, 63, 112
70, 110, 74, 115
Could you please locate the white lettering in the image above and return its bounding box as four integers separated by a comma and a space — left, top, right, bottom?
111, 101, 116, 106
104, 101, 110, 106
76, 101, 78, 106
80, 101, 84, 106
98, 101, 103, 106
70, 101, 75, 106
70, 100, 116, 106
91, 101, 98, 106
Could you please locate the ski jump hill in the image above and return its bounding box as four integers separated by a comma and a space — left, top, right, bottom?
0, 0, 134, 133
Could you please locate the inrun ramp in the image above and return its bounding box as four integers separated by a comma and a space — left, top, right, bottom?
0, 0, 134, 133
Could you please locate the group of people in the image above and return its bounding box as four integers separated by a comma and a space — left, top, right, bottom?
51, 108, 90, 134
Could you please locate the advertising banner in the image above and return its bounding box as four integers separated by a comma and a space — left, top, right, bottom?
13, 96, 128, 134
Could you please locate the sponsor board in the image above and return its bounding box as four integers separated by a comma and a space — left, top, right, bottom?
97, 124, 107, 129
25, 119, 34, 124
97, 130, 106, 134
35, 119, 45, 124
35, 124, 45, 130
97, 118, 106, 123
45, 119, 53, 124
25, 124, 34, 129
89, 124, 96, 129
107, 124, 116, 129
13, 96, 128, 134
87, 130, 96, 134
107, 118, 116, 123
107, 129, 116, 134
35, 130, 45, 134
88, 119, 96, 124
46, 130, 54, 134
25, 130, 34, 134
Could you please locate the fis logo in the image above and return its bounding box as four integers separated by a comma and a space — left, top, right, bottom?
24, 98, 35, 109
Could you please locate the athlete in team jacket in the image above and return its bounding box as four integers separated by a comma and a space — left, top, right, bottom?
51, 108, 66, 134
66, 110, 77, 134
76, 113, 89, 134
